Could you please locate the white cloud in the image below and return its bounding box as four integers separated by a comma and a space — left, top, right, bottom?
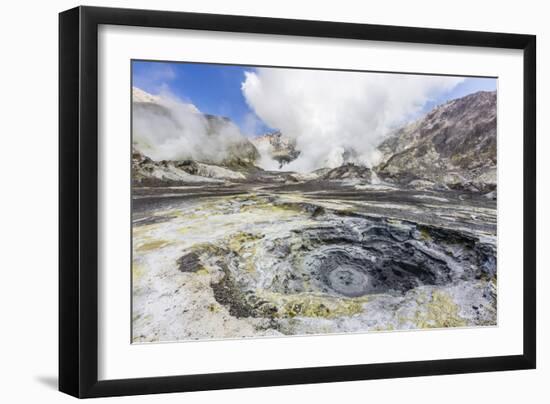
242, 68, 463, 172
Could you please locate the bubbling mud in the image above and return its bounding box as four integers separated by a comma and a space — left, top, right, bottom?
193, 205, 496, 320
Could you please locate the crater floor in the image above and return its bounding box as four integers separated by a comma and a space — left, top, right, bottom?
132, 183, 497, 342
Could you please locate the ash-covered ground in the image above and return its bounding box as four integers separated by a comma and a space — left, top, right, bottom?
132, 178, 496, 342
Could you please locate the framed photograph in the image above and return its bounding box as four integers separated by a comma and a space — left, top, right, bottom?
59, 6, 536, 398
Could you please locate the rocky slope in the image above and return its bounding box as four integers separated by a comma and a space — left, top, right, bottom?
132, 148, 248, 186
376, 91, 497, 193
132, 87, 259, 184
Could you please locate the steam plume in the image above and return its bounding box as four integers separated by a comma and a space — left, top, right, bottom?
132, 87, 245, 163
242, 69, 463, 172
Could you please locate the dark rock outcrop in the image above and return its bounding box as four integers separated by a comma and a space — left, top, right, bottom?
322, 163, 372, 182
376, 91, 497, 193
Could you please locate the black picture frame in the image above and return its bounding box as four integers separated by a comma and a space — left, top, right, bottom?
59, 5, 536, 398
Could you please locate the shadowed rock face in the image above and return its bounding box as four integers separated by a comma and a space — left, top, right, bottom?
322, 163, 372, 182
376, 91, 497, 192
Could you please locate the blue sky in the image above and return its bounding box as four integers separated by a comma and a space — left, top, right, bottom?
132, 60, 496, 136
132, 61, 273, 135
421, 77, 497, 112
